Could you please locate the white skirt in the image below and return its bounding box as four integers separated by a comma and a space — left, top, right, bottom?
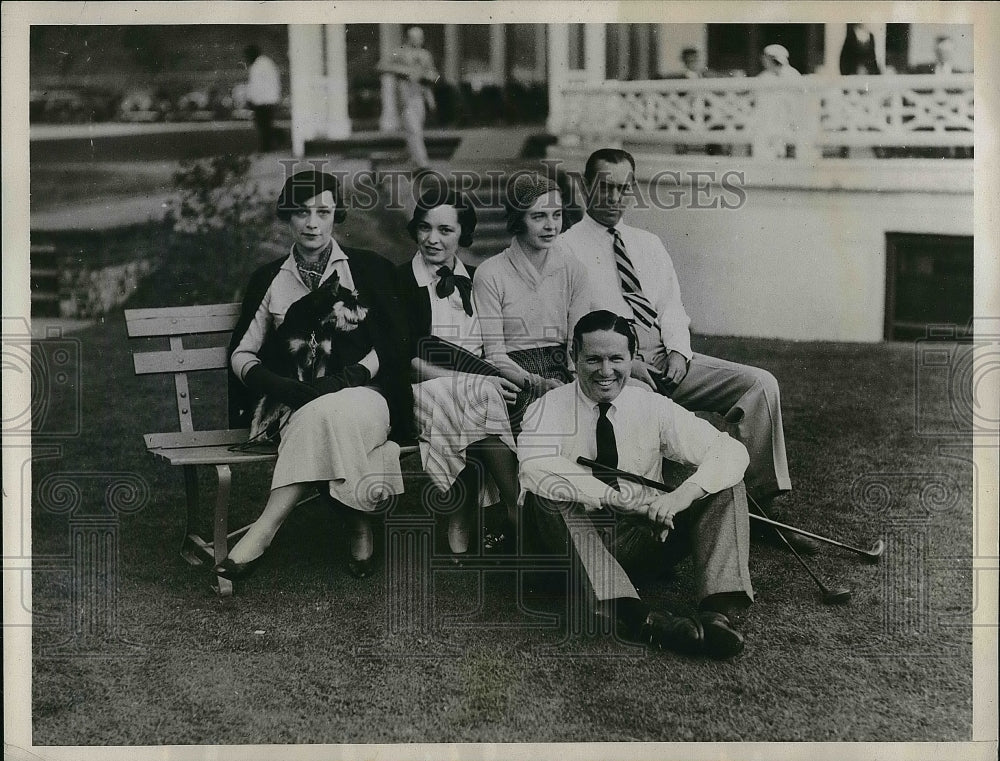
271, 386, 403, 512
413, 374, 516, 508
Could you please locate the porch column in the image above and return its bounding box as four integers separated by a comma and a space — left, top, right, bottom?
634, 25, 651, 81
489, 24, 506, 85
443, 24, 460, 83
534, 24, 547, 82
288, 24, 324, 157
379, 24, 402, 131
323, 24, 352, 139
871, 23, 887, 73
547, 24, 570, 132
584, 23, 607, 84
822, 23, 848, 75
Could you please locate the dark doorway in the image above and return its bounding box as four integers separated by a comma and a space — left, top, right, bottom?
707, 23, 823, 75
885, 233, 973, 340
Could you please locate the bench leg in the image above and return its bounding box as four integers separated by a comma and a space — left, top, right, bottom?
210, 464, 234, 598
180, 465, 209, 566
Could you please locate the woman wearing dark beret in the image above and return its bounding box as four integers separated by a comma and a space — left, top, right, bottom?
472, 172, 597, 432
397, 187, 521, 555
219, 169, 414, 582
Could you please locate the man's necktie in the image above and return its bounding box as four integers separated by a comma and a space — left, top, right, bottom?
595, 402, 619, 492
609, 227, 658, 331
435, 265, 474, 316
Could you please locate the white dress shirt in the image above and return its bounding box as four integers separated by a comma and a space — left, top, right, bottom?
517, 382, 749, 509
559, 213, 693, 360
231, 243, 378, 381
411, 253, 484, 355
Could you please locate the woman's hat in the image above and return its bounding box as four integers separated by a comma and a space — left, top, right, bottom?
275, 170, 347, 222
504, 172, 560, 233
763, 44, 790, 65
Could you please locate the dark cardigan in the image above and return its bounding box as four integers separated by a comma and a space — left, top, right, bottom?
228, 247, 416, 442
395, 258, 500, 377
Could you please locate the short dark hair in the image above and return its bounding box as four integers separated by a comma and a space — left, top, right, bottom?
275, 170, 347, 223
583, 148, 637, 185
682, 47, 699, 58
572, 310, 637, 358
407, 187, 478, 248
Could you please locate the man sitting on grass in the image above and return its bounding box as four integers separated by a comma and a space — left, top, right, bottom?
517, 310, 754, 658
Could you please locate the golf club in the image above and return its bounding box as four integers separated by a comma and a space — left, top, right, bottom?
751, 498, 852, 605
576, 457, 854, 605
573, 456, 884, 560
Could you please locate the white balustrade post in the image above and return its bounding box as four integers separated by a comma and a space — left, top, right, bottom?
288, 24, 324, 157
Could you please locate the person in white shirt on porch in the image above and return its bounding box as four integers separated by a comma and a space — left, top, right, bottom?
243, 44, 282, 152
558, 148, 819, 554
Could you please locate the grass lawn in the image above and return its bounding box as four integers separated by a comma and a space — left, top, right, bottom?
29, 307, 974, 744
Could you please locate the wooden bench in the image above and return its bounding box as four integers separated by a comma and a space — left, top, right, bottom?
125, 303, 417, 596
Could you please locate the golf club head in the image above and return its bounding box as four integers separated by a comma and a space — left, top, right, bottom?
822, 587, 852, 605
863, 539, 885, 563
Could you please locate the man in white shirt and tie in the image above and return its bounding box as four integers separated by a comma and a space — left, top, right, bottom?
518, 310, 754, 658
559, 148, 819, 554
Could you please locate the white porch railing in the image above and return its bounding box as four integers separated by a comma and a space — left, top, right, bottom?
557, 73, 973, 159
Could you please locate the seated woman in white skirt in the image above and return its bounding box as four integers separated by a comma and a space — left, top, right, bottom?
218, 169, 415, 582
396, 187, 522, 555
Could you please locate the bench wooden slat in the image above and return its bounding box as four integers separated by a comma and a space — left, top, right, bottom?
150, 442, 420, 467
149, 445, 278, 467
145, 428, 256, 449
126, 313, 240, 337
125, 304, 241, 337
133, 346, 230, 375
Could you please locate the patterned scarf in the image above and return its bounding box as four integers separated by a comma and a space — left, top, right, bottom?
292, 240, 334, 291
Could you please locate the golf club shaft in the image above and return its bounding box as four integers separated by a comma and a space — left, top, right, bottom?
575, 457, 845, 599
575, 457, 879, 558
750, 498, 838, 598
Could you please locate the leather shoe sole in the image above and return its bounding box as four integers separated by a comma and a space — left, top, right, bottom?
699, 611, 745, 659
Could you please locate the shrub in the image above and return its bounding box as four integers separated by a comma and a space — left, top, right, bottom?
156, 154, 282, 304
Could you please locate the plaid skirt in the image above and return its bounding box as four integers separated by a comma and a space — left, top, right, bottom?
413, 374, 516, 508
507, 344, 575, 434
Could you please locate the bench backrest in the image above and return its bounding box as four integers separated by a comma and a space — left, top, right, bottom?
124, 303, 242, 440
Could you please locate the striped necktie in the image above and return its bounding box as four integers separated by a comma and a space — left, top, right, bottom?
608, 226, 659, 331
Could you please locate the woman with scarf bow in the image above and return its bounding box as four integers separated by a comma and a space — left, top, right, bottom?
218, 170, 414, 583
397, 188, 521, 556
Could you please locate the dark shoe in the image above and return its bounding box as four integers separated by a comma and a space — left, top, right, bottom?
752, 520, 822, 556
698, 611, 745, 659
483, 525, 516, 555
213, 555, 263, 581
347, 555, 376, 579
638, 611, 704, 656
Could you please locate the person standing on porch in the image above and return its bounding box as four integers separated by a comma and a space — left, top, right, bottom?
378, 26, 439, 173
243, 43, 282, 152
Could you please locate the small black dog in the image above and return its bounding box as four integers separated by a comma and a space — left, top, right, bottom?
250, 272, 373, 440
